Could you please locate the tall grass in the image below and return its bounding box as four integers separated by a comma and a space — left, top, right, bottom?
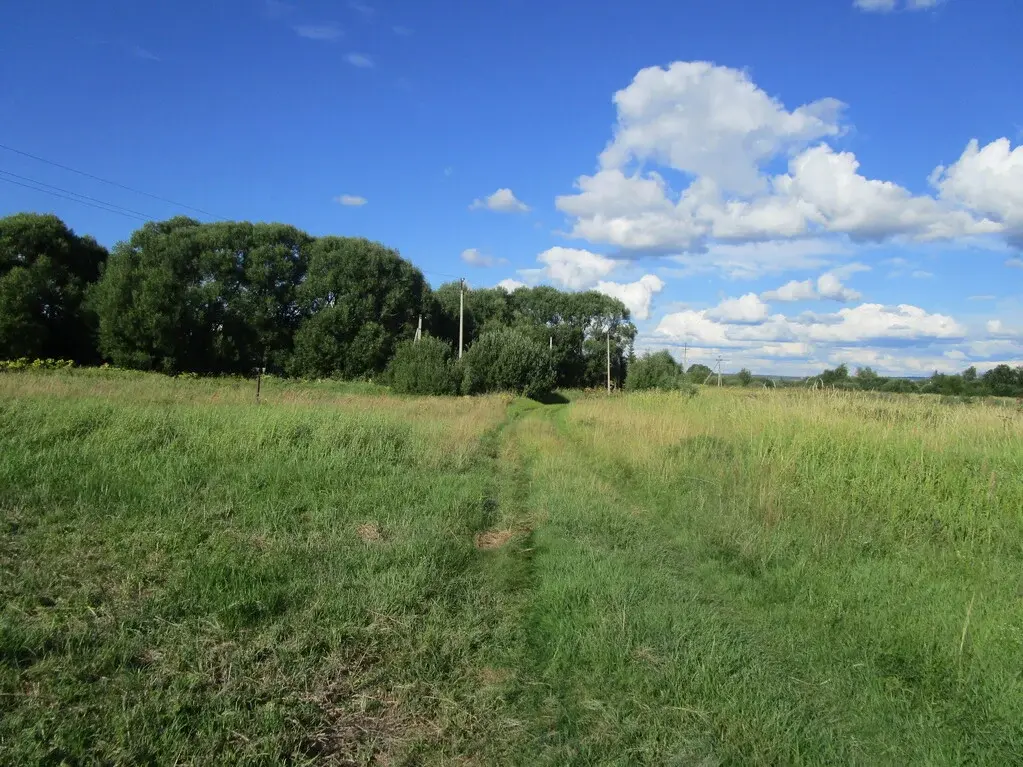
2, 372, 1021, 763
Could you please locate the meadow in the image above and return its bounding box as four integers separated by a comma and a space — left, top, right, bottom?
2, 370, 1022, 764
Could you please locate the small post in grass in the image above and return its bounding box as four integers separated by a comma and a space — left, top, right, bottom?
255, 355, 266, 404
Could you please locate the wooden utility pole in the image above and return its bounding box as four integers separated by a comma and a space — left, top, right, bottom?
715, 356, 724, 387
458, 278, 465, 359
682, 342, 688, 372
606, 329, 611, 394
414, 314, 422, 343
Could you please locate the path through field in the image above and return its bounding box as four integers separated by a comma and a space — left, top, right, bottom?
2, 374, 1021, 765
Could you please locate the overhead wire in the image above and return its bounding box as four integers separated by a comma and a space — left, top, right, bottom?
0, 169, 157, 221
0, 174, 152, 223
0, 142, 226, 221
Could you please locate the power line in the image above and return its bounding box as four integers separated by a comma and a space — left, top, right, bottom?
0, 142, 225, 221
0, 175, 151, 223
0, 169, 157, 220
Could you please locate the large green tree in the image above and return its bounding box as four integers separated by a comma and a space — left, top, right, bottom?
93, 218, 310, 373
0, 213, 107, 362
290, 237, 430, 378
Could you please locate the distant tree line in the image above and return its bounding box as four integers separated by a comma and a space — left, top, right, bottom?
807, 363, 1023, 398
623, 354, 1023, 398
0, 212, 635, 396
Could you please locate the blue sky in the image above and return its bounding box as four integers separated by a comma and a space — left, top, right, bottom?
2, 0, 1021, 375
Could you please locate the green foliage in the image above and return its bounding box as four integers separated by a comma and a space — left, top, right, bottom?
687, 363, 714, 383
0, 357, 76, 372
626, 351, 686, 391
93, 219, 311, 374
385, 336, 458, 395
0, 213, 107, 362
290, 237, 430, 379
431, 283, 636, 390
460, 327, 556, 397
737, 367, 753, 387
981, 364, 1023, 397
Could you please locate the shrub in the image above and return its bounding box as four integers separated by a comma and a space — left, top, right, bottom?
385, 336, 457, 395
460, 328, 555, 397
626, 351, 686, 391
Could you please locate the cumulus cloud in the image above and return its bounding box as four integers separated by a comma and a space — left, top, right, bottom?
763, 272, 862, 303
1006, 258, 1023, 269
656, 301, 963, 351
461, 248, 506, 268
470, 188, 530, 213
335, 194, 367, 206
594, 275, 665, 320
523, 247, 618, 289
555, 61, 1009, 259
496, 278, 526, 292
707, 293, 770, 324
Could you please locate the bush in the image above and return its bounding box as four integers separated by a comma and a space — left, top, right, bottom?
460, 328, 555, 397
626, 351, 686, 391
385, 336, 457, 395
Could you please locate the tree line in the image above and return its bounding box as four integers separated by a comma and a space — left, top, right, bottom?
0, 213, 635, 394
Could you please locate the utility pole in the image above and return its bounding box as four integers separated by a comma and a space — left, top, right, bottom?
682, 342, 688, 372
715, 356, 724, 387
458, 278, 465, 359
549, 335, 553, 351
606, 329, 612, 394
414, 314, 422, 343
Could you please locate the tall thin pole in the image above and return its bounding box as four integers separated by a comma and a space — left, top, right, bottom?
415, 314, 422, 343
606, 329, 611, 394
716, 356, 723, 387
682, 342, 688, 372
458, 278, 465, 359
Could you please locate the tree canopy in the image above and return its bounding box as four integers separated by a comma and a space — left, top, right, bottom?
0, 213, 108, 362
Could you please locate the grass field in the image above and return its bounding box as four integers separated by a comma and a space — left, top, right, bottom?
2, 370, 1022, 764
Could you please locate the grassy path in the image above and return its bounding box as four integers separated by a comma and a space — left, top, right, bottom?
2, 372, 1021, 764
490, 396, 1023, 765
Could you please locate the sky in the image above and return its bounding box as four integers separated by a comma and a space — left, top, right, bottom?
2, 0, 1021, 376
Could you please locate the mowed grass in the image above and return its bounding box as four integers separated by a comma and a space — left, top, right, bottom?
2, 371, 1023, 764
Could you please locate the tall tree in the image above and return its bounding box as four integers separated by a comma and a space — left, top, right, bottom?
94, 218, 311, 373
290, 237, 430, 378
0, 213, 107, 362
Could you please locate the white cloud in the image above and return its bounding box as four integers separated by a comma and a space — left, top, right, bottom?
656, 302, 964, 354
349, 1, 374, 18
556, 61, 1008, 260
132, 46, 161, 62
986, 320, 1022, 339
334, 194, 367, 206
346, 52, 374, 67
668, 238, 849, 280
293, 24, 342, 40
854, 0, 943, 11
932, 138, 1023, 231
598, 61, 845, 195
460, 248, 506, 268
496, 278, 526, 292
470, 188, 530, 213
763, 278, 818, 303
803, 304, 964, 343
524, 247, 618, 289
707, 293, 770, 324
594, 275, 665, 320
1006, 258, 1023, 269
763, 271, 861, 303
